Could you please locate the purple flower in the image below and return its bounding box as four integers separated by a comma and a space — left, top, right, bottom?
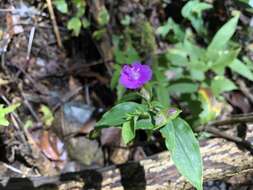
119, 61, 152, 89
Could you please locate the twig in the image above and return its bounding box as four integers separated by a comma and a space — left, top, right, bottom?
0, 9, 13, 12
37, 59, 110, 79
20, 92, 41, 124
208, 115, 253, 126
46, 0, 63, 48
197, 114, 253, 131
203, 127, 253, 150
52, 86, 83, 112
12, 64, 49, 95
26, 26, 36, 60
1, 53, 9, 76
196, 113, 253, 150
237, 79, 253, 104
2, 163, 23, 175
85, 85, 91, 105
229, 112, 253, 118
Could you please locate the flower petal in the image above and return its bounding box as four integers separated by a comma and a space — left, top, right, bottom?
119, 62, 152, 89
119, 74, 142, 89
139, 65, 152, 84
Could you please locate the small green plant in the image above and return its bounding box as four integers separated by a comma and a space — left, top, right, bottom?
53, 0, 90, 36
96, 62, 203, 190
97, 97, 203, 190
0, 103, 20, 126
53, 0, 110, 36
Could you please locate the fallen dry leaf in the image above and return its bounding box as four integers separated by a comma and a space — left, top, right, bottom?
39, 131, 61, 161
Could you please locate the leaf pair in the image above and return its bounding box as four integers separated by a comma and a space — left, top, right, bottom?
96, 102, 147, 127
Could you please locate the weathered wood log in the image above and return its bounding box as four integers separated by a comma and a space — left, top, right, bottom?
0, 129, 253, 190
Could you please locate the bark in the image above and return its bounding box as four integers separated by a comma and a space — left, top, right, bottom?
0, 129, 253, 190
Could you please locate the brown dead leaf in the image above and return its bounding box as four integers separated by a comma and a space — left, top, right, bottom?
101, 127, 121, 146
39, 131, 61, 161
226, 91, 251, 113
6, 7, 24, 36
80, 119, 96, 134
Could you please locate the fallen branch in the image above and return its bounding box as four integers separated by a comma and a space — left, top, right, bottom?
1, 127, 253, 190
197, 114, 253, 130
196, 113, 253, 150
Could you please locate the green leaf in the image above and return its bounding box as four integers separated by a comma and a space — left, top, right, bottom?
40, 105, 54, 127
82, 18, 90, 29
24, 119, 33, 129
121, 15, 131, 26
190, 69, 205, 81
154, 108, 182, 129
183, 38, 206, 62
182, 0, 212, 17
122, 118, 136, 145
75, 6, 85, 18
207, 12, 240, 54
110, 64, 121, 89
72, 0, 85, 8
160, 118, 203, 190
168, 82, 199, 94
0, 103, 20, 115
164, 47, 188, 66
53, 0, 68, 13
183, 39, 207, 80
67, 17, 82, 36
98, 7, 110, 26
114, 46, 140, 65
0, 117, 9, 126
182, 0, 212, 34
140, 87, 152, 101
156, 18, 185, 42
243, 56, 253, 70
135, 118, 154, 130
210, 48, 240, 74
160, 121, 175, 150
229, 59, 253, 81
92, 29, 106, 40
211, 76, 237, 96
237, 0, 249, 4
96, 102, 147, 127
0, 103, 20, 127
156, 84, 170, 107
113, 36, 140, 65
116, 84, 126, 102
118, 92, 140, 103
